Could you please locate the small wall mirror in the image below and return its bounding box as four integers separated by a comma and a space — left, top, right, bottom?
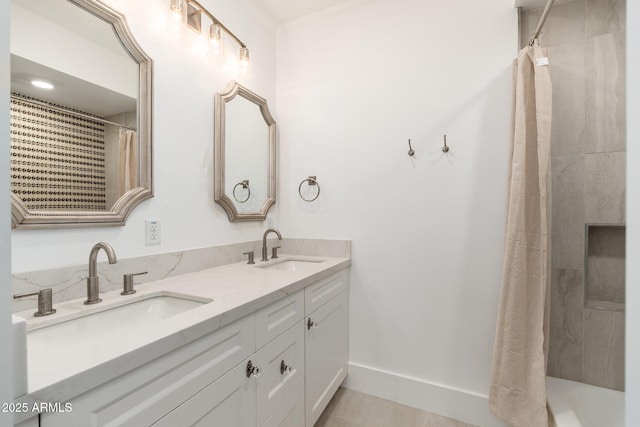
9, 0, 153, 228
214, 81, 276, 221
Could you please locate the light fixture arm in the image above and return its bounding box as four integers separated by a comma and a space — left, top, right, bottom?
186, 0, 247, 48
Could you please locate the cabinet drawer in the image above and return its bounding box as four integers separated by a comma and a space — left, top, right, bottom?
41, 315, 255, 427
255, 321, 305, 427
255, 290, 304, 349
305, 269, 349, 315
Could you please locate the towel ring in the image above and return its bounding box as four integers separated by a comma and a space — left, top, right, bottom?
233, 180, 251, 203
298, 176, 320, 202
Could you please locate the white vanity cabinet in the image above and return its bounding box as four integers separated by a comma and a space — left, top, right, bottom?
40, 314, 256, 427
38, 267, 349, 427
154, 321, 305, 427
304, 269, 350, 427
153, 290, 305, 427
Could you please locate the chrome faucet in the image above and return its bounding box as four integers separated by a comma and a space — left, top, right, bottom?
85, 242, 117, 305
261, 228, 282, 261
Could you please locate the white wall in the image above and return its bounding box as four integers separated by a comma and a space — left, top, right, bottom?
1, 0, 14, 422
10, 0, 278, 273
626, 0, 639, 424
276, 0, 516, 423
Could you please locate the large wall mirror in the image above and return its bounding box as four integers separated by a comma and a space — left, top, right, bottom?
9, 0, 153, 228
214, 81, 276, 221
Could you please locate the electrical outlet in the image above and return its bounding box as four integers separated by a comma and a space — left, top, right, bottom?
145, 219, 161, 245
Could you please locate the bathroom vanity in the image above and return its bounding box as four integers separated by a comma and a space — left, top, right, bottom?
13, 255, 350, 427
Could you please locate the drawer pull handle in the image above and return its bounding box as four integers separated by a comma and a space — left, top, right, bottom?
280, 360, 293, 375
307, 318, 318, 330
246, 360, 261, 378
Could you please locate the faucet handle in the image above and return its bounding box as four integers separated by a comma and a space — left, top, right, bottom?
122, 272, 148, 295
243, 251, 255, 265
271, 246, 281, 259
14, 288, 56, 317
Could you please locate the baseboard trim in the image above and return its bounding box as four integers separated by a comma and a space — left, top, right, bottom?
343, 362, 507, 427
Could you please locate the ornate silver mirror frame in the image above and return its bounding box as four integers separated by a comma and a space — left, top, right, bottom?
214, 81, 276, 222
10, 0, 153, 229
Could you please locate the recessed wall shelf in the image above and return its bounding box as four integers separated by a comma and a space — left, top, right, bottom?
585, 224, 626, 311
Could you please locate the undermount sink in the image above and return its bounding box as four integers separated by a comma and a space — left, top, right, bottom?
259, 259, 324, 272
28, 293, 210, 345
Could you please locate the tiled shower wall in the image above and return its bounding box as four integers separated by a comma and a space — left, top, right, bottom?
521, 0, 626, 390
10, 95, 107, 210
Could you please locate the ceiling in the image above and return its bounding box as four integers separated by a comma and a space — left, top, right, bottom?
253, 0, 548, 23
513, 0, 553, 10
252, 0, 360, 24
11, 55, 136, 117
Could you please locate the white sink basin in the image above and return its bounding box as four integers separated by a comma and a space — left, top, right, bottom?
259, 259, 324, 272
28, 293, 210, 345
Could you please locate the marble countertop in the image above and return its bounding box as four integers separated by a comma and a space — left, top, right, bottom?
13, 254, 350, 417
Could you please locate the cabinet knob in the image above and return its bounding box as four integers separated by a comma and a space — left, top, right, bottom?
280, 360, 293, 375
246, 360, 261, 378
307, 317, 318, 330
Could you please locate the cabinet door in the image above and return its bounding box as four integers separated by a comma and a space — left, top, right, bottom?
14, 416, 38, 427
305, 290, 349, 427
153, 359, 256, 427
255, 322, 305, 427
261, 393, 304, 427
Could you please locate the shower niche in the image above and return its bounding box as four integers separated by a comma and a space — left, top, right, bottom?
585, 224, 625, 311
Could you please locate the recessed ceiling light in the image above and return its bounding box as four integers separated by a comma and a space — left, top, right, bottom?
31, 80, 54, 90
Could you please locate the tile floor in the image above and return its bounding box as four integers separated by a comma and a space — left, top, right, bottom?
315, 387, 478, 427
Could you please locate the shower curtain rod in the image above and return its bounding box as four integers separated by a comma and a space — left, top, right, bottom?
528, 0, 555, 46
10, 94, 137, 131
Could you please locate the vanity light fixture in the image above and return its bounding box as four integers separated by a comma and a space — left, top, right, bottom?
170, 0, 250, 67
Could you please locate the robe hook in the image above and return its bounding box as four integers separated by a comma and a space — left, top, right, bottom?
407, 139, 415, 157
442, 135, 449, 153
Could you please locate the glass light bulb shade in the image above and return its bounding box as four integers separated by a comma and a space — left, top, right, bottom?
170, 0, 182, 13
167, 0, 183, 36
239, 47, 250, 67
209, 24, 221, 42
208, 24, 224, 60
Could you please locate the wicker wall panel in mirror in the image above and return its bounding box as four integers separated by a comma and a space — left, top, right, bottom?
214, 81, 276, 221
10, 0, 153, 228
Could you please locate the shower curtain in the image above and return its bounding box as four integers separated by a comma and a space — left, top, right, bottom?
118, 128, 138, 194
489, 44, 552, 427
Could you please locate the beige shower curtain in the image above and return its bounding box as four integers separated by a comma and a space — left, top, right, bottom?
118, 128, 138, 194
489, 44, 552, 427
